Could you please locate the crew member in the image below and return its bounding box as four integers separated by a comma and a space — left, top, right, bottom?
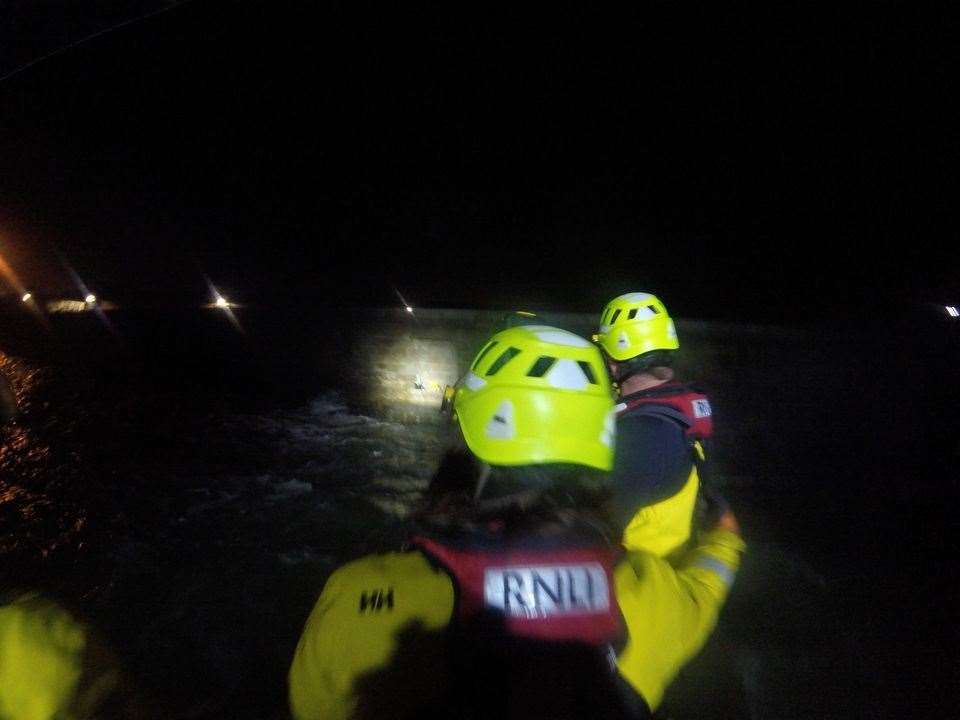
595, 292, 714, 557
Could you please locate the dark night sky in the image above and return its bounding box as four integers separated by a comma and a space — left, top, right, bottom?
0, 2, 951, 321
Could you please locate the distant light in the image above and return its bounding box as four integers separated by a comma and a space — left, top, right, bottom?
21, 292, 32, 302
405, 306, 414, 313
215, 296, 229, 308
85, 294, 96, 304
947, 306, 959, 317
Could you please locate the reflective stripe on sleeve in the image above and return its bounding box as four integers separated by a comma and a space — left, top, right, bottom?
693, 556, 736, 585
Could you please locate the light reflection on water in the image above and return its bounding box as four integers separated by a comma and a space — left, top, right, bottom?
1, 352, 57, 551
1, 342, 448, 566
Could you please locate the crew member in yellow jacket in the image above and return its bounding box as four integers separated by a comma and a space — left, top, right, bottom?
594, 292, 715, 558
290, 324, 744, 720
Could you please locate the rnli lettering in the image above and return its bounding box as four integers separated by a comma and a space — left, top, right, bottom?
359, 588, 394, 613
483, 563, 609, 618
692, 399, 712, 418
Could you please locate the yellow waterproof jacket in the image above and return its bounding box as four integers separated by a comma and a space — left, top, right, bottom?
621, 468, 700, 558
0, 593, 117, 720
615, 526, 743, 709
614, 384, 713, 558
288, 527, 744, 719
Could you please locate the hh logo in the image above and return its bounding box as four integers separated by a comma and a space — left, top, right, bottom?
483, 563, 609, 619
359, 588, 394, 613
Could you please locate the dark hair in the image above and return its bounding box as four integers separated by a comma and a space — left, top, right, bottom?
419, 448, 611, 528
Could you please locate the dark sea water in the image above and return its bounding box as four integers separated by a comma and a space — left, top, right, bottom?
1, 305, 957, 719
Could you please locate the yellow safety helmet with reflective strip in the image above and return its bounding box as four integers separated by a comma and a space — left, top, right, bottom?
594, 292, 679, 362
454, 325, 615, 470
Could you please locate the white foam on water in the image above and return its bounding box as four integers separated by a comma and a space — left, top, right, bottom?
309, 394, 349, 417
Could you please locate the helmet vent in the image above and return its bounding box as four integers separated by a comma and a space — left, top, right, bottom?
526, 356, 557, 377
647, 305, 659, 314
627, 308, 638, 320
610, 309, 622, 324
485, 347, 521, 376
629, 306, 657, 320
576, 361, 598, 384
472, 340, 500, 371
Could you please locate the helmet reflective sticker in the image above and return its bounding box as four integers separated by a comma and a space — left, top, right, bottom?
464, 372, 487, 391
531, 328, 591, 348
619, 292, 655, 304
485, 400, 516, 440
599, 409, 615, 447
545, 359, 589, 390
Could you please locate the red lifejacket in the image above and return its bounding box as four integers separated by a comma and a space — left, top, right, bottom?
616, 383, 713, 443
411, 534, 624, 646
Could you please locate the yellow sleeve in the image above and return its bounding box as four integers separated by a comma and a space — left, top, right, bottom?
614, 528, 745, 711
288, 551, 455, 720
0, 593, 89, 720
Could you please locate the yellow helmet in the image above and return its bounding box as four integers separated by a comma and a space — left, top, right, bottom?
454, 325, 615, 470
594, 292, 679, 362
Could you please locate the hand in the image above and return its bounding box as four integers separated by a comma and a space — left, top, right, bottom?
715, 508, 740, 534
698, 488, 740, 535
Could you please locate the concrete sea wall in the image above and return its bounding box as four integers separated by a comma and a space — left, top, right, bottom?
348, 307, 808, 413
